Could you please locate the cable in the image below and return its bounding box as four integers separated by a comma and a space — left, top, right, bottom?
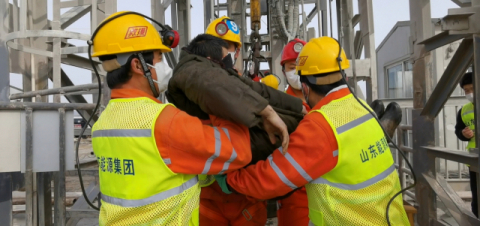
76, 11, 173, 211
75, 43, 101, 211
333, 39, 417, 226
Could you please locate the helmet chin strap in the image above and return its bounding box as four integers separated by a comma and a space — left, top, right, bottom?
137, 53, 160, 97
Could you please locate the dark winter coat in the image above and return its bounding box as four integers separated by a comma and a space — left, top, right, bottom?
167, 50, 304, 164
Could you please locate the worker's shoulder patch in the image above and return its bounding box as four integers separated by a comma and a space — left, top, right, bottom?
297, 56, 308, 66
125, 26, 148, 39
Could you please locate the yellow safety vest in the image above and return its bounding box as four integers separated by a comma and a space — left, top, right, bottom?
461, 102, 475, 150
306, 94, 410, 226
92, 97, 200, 226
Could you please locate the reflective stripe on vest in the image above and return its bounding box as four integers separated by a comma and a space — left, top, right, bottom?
101, 176, 199, 207
461, 102, 475, 150
306, 93, 410, 226
92, 97, 200, 226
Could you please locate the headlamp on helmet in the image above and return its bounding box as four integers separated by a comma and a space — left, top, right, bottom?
293, 42, 303, 53
215, 22, 229, 36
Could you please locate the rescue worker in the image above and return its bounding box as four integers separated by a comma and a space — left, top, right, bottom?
217, 36, 411, 225
282, 38, 310, 112
90, 11, 284, 225
454, 72, 478, 217
275, 38, 310, 226
167, 33, 304, 225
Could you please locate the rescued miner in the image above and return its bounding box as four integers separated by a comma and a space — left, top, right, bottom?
166, 33, 305, 225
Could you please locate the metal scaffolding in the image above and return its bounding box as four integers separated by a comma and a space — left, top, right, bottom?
2, 0, 480, 225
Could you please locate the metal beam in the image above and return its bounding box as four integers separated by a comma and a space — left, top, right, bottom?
61, 54, 104, 75
354, 30, 363, 59
0, 102, 96, 110
0, 173, 12, 226
0, 0, 9, 102
204, 0, 214, 30
177, 0, 191, 49
10, 83, 99, 100
227, 0, 245, 72
60, 69, 98, 127
151, 0, 165, 26
60, 5, 91, 30
451, 0, 472, 7
66, 182, 99, 226
419, 31, 468, 52
409, 0, 436, 224
425, 146, 479, 166
423, 173, 480, 225
162, 0, 174, 8
421, 38, 473, 119
358, 0, 377, 103
268, 1, 286, 89
473, 33, 480, 217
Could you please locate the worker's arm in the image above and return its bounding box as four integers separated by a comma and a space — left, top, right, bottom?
155, 106, 252, 175
226, 112, 339, 199
455, 108, 471, 141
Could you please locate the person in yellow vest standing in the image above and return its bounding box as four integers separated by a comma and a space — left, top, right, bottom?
215, 36, 410, 225
89, 11, 286, 226
455, 72, 478, 217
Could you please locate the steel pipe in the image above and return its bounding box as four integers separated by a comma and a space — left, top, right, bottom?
54, 108, 67, 226
0, 102, 97, 110
10, 84, 99, 100
25, 108, 34, 226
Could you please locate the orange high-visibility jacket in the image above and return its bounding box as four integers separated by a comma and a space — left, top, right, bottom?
286, 86, 311, 112
226, 89, 353, 199
111, 89, 252, 175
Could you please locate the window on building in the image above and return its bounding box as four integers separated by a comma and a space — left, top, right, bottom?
387, 61, 413, 98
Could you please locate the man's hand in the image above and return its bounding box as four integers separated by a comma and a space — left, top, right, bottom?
463, 127, 474, 139
260, 105, 289, 154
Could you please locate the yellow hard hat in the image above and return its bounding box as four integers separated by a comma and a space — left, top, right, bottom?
205, 16, 242, 47
92, 11, 171, 57
296, 37, 350, 76
260, 74, 280, 90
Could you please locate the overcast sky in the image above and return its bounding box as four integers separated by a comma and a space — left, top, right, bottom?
9, 0, 458, 102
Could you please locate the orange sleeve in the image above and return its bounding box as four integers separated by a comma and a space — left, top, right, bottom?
226, 111, 338, 200
154, 106, 252, 175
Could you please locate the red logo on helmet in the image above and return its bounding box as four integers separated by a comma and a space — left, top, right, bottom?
297, 56, 308, 66
125, 26, 148, 39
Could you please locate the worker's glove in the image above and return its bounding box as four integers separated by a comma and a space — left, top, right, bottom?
213, 174, 232, 194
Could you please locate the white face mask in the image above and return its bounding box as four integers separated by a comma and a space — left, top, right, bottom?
147, 60, 172, 93
284, 70, 302, 90
466, 93, 474, 103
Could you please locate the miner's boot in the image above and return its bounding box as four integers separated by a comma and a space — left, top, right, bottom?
380, 102, 403, 138
369, 99, 385, 119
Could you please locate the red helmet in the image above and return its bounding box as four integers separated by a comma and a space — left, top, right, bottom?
281, 38, 307, 66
